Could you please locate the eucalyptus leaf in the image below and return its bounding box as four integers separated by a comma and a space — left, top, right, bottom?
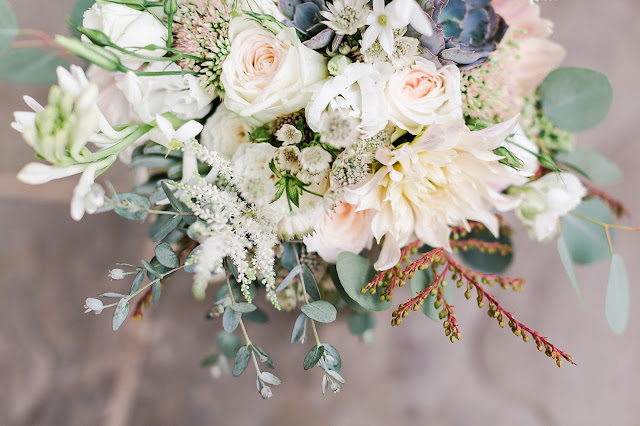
230, 303, 257, 313
251, 345, 274, 369
303, 345, 324, 370
281, 242, 302, 271
216, 332, 243, 358
410, 269, 454, 322
130, 270, 144, 294
161, 181, 185, 212
114, 193, 150, 221
276, 264, 301, 293
556, 147, 623, 185
0, 0, 18, 56
561, 199, 614, 265
112, 298, 130, 331
142, 260, 162, 279
605, 254, 630, 334
557, 235, 582, 304
200, 353, 220, 367
154, 242, 180, 269
291, 312, 307, 344
301, 301, 337, 323
336, 252, 391, 311
223, 307, 240, 333
302, 266, 321, 301
69, 0, 96, 39
321, 344, 341, 371
152, 281, 162, 306
0, 48, 67, 85
100, 292, 127, 299
184, 246, 201, 273
130, 155, 179, 169
243, 308, 269, 323
258, 372, 281, 386
151, 214, 182, 242
348, 312, 375, 335
232, 345, 251, 377
539, 67, 613, 132
458, 230, 513, 274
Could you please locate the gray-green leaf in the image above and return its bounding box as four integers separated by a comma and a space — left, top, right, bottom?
301, 301, 337, 323
216, 332, 242, 358
112, 298, 129, 331
0, 48, 68, 85
151, 281, 162, 306
154, 242, 180, 269
303, 345, 324, 370
151, 214, 182, 242
557, 235, 582, 304
0, 0, 18, 56
605, 254, 630, 335
348, 312, 375, 335
539, 67, 613, 132
556, 147, 623, 185
336, 252, 391, 311
561, 199, 614, 265
69, 0, 96, 39
232, 345, 251, 377
258, 372, 281, 386
302, 266, 321, 301
276, 264, 301, 293
230, 303, 257, 313
114, 193, 150, 221
291, 312, 307, 344
222, 307, 240, 333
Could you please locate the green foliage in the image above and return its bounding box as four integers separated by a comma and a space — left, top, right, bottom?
150, 214, 182, 242
154, 242, 180, 269
230, 303, 257, 313
216, 332, 243, 358
539, 67, 613, 132
605, 254, 630, 334
557, 235, 582, 304
69, 0, 96, 38
301, 301, 337, 324
112, 298, 129, 331
251, 345, 274, 369
302, 266, 321, 301
320, 344, 341, 371
458, 229, 513, 274
556, 147, 623, 185
0, 48, 68, 85
303, 346, 324, 370
114, 193, 150, 221
348, 312, 375, 335
0, 0, 18, 56
291, 312, 307, 344
336, 252, 391, 311
561, 199, 614, 265
243, 307, 269, 323
130, 270, 144, 295
151, 281, 162, 306
281, 243, 302, 271
232, 345, 251, 376
223, 307, 240, 333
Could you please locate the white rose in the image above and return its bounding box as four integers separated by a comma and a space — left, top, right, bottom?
515, 172, 586, 242
221, 18, 328, 125
83, 4, 168, 69
385, 58, 462, 134
201, 104, 253, 160
304, 203, 374, 263
236, 0, 286, 21
117, 62, 212, 123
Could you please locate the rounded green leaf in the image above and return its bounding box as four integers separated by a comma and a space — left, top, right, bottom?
0, 48, 68, 85
216, 332, 243, 358
154, 242, 180, 269
230, 302, 257, 313
0, 0, 18, 56
303, 345, 324, 370
114, 193, 150, 221
336, 252, 391, 311
222, 307, 240, 334
605, 254, 629, 334
556, 147, 623, 185
321, 343, 341, 371
301, 301, 337, 323
557, 235, 582, 304
348, 312, 375, 335
232, 345, 251, 376
561, 199, 614, 265
458, 230, 513, 274
539, 67, 613, 132
112, 298, 130, 331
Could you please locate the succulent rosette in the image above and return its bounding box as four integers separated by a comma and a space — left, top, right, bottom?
5, 0, 629, 401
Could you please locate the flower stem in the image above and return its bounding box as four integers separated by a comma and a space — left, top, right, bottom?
293, 246, 322, 347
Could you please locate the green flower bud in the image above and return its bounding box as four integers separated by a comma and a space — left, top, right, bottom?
327, 55, 352, 77
163, 0, 178, 16
55, 36, 123, 72
494, 146, 524, 171
76, 28, 112, 47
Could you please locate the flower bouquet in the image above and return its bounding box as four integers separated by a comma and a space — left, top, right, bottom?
3, 0, 636, 397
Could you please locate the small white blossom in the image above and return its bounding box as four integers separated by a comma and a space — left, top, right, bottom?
319, 109, 361, 149
275, 124, 303, 145
274, 146, 302, 175
321, 0, 371, 36
84, 298, 104, 314
108, 268, 126, 280
151, 115, 204, 152
70, 163, 106, 221
300, 146, 332, 175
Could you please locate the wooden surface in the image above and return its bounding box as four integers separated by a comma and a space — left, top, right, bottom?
1, 1, 639, 425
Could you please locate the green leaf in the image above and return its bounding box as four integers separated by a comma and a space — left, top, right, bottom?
561, 199, 614, 265
605, 254, 630, 334
348, 312, 375, 335
281, 243, 302, 271
0, 0, 18, 56
154, 242, 180, 269
539, 67, 613, 132
0, 48, 68, 85
130, 270, 144, 295
301, 301, 337, 323
303, 345, 324, 370
161, 181, 185, 212
232, 345, 251, 377
142, 260, 162, 279
151, 281, 162, 306
216, 332, 243, 358
557, 235, 582, 304
114, 193, 150, 221
151, 214, 182, 242
458, 230, 513, 274
251, 345, 274, 369
276, 264, 301, 292
69, 0, 96, 39
100, 292, 127, 299
336, 252, 391, 311
112, 298, 129, 331
184, 246, 201, 273
258, 372, 281, 386
222, 307, 240, 333
200, 353, 220, 367
291, 312, 307, 344
302, 266, 321, 301
328, 265, 367, 313
555, 147, 623, 185
243, 308, 269, 323
321, 344, 341, 371
130, 155, 179, 169
230, 303, 257, 313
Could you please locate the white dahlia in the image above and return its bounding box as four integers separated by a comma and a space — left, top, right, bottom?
346, 117, 528, 270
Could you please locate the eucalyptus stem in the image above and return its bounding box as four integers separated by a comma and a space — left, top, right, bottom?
570, 211, 640, 255
293, 247, 322, 347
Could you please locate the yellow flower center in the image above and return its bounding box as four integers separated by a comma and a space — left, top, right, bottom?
378, 14, 388, 26
166, 139, 183, 157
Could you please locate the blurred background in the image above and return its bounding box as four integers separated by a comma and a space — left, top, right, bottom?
1, 0, 639, 425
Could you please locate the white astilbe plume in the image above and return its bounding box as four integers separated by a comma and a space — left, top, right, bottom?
177, 143, 281, 310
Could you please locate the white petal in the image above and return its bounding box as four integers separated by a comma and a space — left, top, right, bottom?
17, 163, 88, 185
155, 114, 175, 139
176, 120, 204, 141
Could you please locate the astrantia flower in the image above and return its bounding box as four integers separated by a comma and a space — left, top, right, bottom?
346, 117, 527, 270
300, 146, 332, 175
319, 109, 361, 149
321, 0, 370, 36
276, 124, 303, 145
361, 0, 433, 56
173, 0, 233, 97
274, 146, 302, 174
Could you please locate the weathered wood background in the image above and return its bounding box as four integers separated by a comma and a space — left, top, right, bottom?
1, 1, 639, 425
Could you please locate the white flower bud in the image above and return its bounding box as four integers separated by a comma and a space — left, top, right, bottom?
84, 298, 104, 314
260, 385, 273, 399
328, 55, 353, 76
330, 381, 340, 393
108, 268, 126, 280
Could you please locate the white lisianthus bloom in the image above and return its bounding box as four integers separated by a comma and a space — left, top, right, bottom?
307, 62, 394, 137
233, 143, 280, 206
221, 18, 328, 125
385, 58, 462, 134
514, 172, 586, 242
70, 163, 106, 221
83, 3, 168, 68
236, 0, 286, 21
346, 117, 527, 270
118, 62, 212, 124
304, 202, 375, 263
200, 104, 253, 160
362, 0, 433, 56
